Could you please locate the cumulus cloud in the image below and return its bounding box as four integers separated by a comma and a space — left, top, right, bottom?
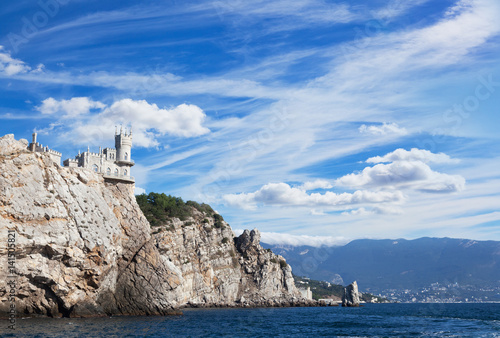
359, 122, 408, 136
223, 182, 404, 209
225, 148, 464, 212
37, 97, 106, 118
106, 99, 210, 138
36, 97, 210, 147
233, 229, 349, 247
367, 148, 460, 164
337, 150, 465, 193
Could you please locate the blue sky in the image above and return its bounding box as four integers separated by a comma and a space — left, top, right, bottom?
1, 0, 499, 245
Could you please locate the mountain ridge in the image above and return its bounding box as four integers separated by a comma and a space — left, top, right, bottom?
263, 237, 500, 297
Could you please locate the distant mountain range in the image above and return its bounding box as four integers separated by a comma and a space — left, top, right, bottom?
263, 238, 500, 294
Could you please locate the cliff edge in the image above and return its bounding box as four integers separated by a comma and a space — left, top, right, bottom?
0, 134, 303, 317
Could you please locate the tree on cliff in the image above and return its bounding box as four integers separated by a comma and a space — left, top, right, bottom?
136, 192, 218, 226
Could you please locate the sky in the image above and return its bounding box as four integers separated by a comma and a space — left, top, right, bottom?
0, 0, 499, 246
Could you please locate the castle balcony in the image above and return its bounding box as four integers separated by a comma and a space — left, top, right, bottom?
103, 174, 135, 183
115, 160, 135, 166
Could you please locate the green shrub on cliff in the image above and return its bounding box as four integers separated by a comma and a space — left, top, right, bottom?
136, 192, 191, 225
136, 192, 224, 227
186, 200, 215, 215
213, 213, 224, 228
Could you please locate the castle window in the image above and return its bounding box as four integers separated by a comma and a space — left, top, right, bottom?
106, 167, 111, 175
114, 168, 119, 176
92, 164, 98, 173
125, 152, 129, 161
124, 169, 128, 176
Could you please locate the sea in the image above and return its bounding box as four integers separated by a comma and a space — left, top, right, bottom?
2, 303, 499, 337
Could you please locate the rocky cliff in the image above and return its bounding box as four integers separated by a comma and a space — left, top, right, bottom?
0, 134, 303, 317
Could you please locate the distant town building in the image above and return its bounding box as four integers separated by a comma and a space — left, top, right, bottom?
28, 127, 135, 183
298, 286, 313, 300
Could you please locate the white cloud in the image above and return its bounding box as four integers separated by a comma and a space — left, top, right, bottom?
371, 0, 432, 21
224, 148, 465, 211
134, 186, 146, 195
36, 97, 210, 148
337, 156, 465, 193
233, 228, 349, 247
223, 182, 404, 209
342, 205, 404, 216
310, 209, 326, 216
0, 46, 32, 76
34, 122, 63, 135
106, 99, 210, 138
341, 207, 372, 216
300, 179, 333, 191
366, 148, 460, 164
209, 0, 358, 26
445, 0, 474, 18
37, 97, 106, 118
359, 122, 408, 136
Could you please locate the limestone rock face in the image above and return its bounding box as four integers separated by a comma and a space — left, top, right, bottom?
0, 134, 301, 317
342, 281, 360, 307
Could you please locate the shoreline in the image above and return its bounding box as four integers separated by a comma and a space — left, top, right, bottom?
3, 301, 498, 320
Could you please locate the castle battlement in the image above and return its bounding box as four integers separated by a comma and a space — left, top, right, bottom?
28, 134, 62, 165
45, 148, 62, 156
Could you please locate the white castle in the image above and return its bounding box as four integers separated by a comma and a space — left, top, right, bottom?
29, 127, 135, 183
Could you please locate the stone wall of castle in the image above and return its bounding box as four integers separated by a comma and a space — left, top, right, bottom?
61, 129, 135, 183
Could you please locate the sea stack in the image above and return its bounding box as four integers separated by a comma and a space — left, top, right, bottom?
342, 281, 360, 307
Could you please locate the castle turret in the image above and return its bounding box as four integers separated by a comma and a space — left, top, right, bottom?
115, 127, 134, 166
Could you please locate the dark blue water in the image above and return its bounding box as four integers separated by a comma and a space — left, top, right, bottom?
2, 303, 499, 337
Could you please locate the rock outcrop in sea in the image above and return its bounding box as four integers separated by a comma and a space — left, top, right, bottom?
0, 134, 306, 317
342, 281, 360, 307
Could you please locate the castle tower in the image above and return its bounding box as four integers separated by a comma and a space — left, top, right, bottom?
31, 133, 37, 152
115, 126, 134, 165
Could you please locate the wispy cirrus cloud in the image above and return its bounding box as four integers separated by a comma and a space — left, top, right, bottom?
210, 0, 359, 27
342, 205, 404, 216
359, 123, 408, 136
